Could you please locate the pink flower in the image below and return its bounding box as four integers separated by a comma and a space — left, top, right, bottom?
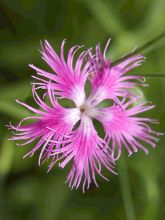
9, 40, 161, 192
87, 40, 148, 106
29, 40, 91, 107
95, 98, 161, 160
9, 86, 80, 164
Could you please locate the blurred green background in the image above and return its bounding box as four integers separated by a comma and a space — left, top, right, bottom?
0, 0, 165, 219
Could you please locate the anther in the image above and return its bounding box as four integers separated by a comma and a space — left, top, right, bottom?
80, 106, 85, 113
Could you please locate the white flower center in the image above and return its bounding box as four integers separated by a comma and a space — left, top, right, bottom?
79, 102, 99, 118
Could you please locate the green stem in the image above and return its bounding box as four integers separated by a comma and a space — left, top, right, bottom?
111, 32, 165, 67
138, 74, 165, 77
118, 155, 136, 220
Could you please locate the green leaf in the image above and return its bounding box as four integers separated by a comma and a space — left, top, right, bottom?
0, 81, 31, 100
82, 0, 124, 34
0, 100, 30, 118
0, 135, 15, 179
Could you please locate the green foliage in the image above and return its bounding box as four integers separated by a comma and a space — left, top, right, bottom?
0, 0, 165, 219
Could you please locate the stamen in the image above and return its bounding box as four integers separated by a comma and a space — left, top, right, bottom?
80, 105, 86, 113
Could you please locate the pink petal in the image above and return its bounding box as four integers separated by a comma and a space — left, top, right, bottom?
95, 99, 161, 160
87, 41, 146, 106
9, 86, 80, 165
49, 115, 116, 192
29, 40, 91, 107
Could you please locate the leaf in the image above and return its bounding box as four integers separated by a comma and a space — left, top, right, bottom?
0, 100, 30, 118
0, 81, 31, 100
35, 174, 70, 220
82, 0, 124, 34
0, 135, 15, 179
1, 0, 47, 30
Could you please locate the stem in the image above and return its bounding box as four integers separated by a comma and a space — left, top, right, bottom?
118, 155, 136, 220
138, 74, 165, 77
111, 32, 165, 67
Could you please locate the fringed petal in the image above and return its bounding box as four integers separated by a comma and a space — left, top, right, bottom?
29, 40, 91, 107
95, 99, 162, 160
49, 115, 116, 192
87, 40, 146, 106
8, 86, 80, 165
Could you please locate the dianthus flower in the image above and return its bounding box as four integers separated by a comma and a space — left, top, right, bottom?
9, 40, 161, 192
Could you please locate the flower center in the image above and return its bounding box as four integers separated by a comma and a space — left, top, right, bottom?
80, 105, 86, 113
79, 103, 99, 118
